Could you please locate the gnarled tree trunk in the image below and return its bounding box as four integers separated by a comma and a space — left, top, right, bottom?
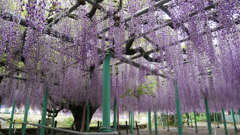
69, 104, 99, 131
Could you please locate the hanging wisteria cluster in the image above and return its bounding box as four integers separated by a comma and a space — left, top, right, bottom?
0, 0, 240, 115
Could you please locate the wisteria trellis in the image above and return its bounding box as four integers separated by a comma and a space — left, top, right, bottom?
0, 0, 240, 115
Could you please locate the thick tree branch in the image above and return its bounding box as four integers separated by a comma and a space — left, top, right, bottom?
124, 33, 164, 63
46, 106, 63, 118
99, 0, 172, 34
99, 2, 217, 35
106, 49, 168, 78
48, 0, 86, 27
85, 0, 108, 19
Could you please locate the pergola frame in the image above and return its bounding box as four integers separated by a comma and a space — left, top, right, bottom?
1, 0, 236, 79
1, 0, 240, 135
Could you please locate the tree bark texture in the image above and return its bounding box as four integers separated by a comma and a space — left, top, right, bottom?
69, 104, 99, 131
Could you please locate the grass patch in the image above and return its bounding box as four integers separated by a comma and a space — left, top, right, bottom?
57, 116, 74, 128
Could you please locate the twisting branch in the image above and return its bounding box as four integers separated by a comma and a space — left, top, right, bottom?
115, 0, 123, 14
86, 0, 104, 19
106, 49, 168, 79
124, 33, 164, 63
47, 0, 86, 27
47, 106, 64, 118
98, 0, 172, 34
98, 0, 122, 26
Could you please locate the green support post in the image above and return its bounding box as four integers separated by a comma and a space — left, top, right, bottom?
133, 110, 134, 128
239, 108, 240, 127
190, 112, 193, 128
148, 110, 152, 134
194, 111, 198, 133
86, 101, 90, 132
167, 111, 169, 131
222, 108, 228, 135
216, 113, 219, 128
40, 89, 48, 135
214, 113, 216, 122
102, 54, 111, 132
231, 108, 237, 133
113, 98, 117, 130
204, 98, 212, 135
131, 107, 133, 135
162, 113, 165, 129
51, 107, 55, 135
238, 108, 240, 128
200, 113, 202, 121
175, 84, 183, 135
154, 108, 158, 135
8, 99, 16, 135
22, 100, 29, 135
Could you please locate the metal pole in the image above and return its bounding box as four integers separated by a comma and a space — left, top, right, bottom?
51, 107, 55, 135
8, 99, 16, 135
194, 111, 198, 133
222, 108, 228, 135
22, 100, 29, 135
131, 107, 133, 135
40, 88, 48, 135
102, 53, 111, 132
204, 98, 212, 135
167, 111, 169, 131
113, 98, 117, 130
238, 108, 240, 127
238, 108, 240, 128
231, 108, 237, 133
125, 121, 128, 133
86, 101, 90, 132
190, 112, 193, 128
117, 107, 119, 130
154, 107, 158, 135
175, 84, 183, 135
216, 113, 219, 128
148, 110, 152, 134
162, 113, 165, 129
133, 110, 134, 128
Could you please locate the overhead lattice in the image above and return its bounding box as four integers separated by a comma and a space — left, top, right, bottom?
0, 0, 240, 113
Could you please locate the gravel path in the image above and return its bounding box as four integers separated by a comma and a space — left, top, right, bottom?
51, 123, 240, 135
118, 122, 240, 135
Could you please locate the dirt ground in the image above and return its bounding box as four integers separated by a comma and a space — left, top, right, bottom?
117, 122, 240, 135
1, 114, 240, 135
